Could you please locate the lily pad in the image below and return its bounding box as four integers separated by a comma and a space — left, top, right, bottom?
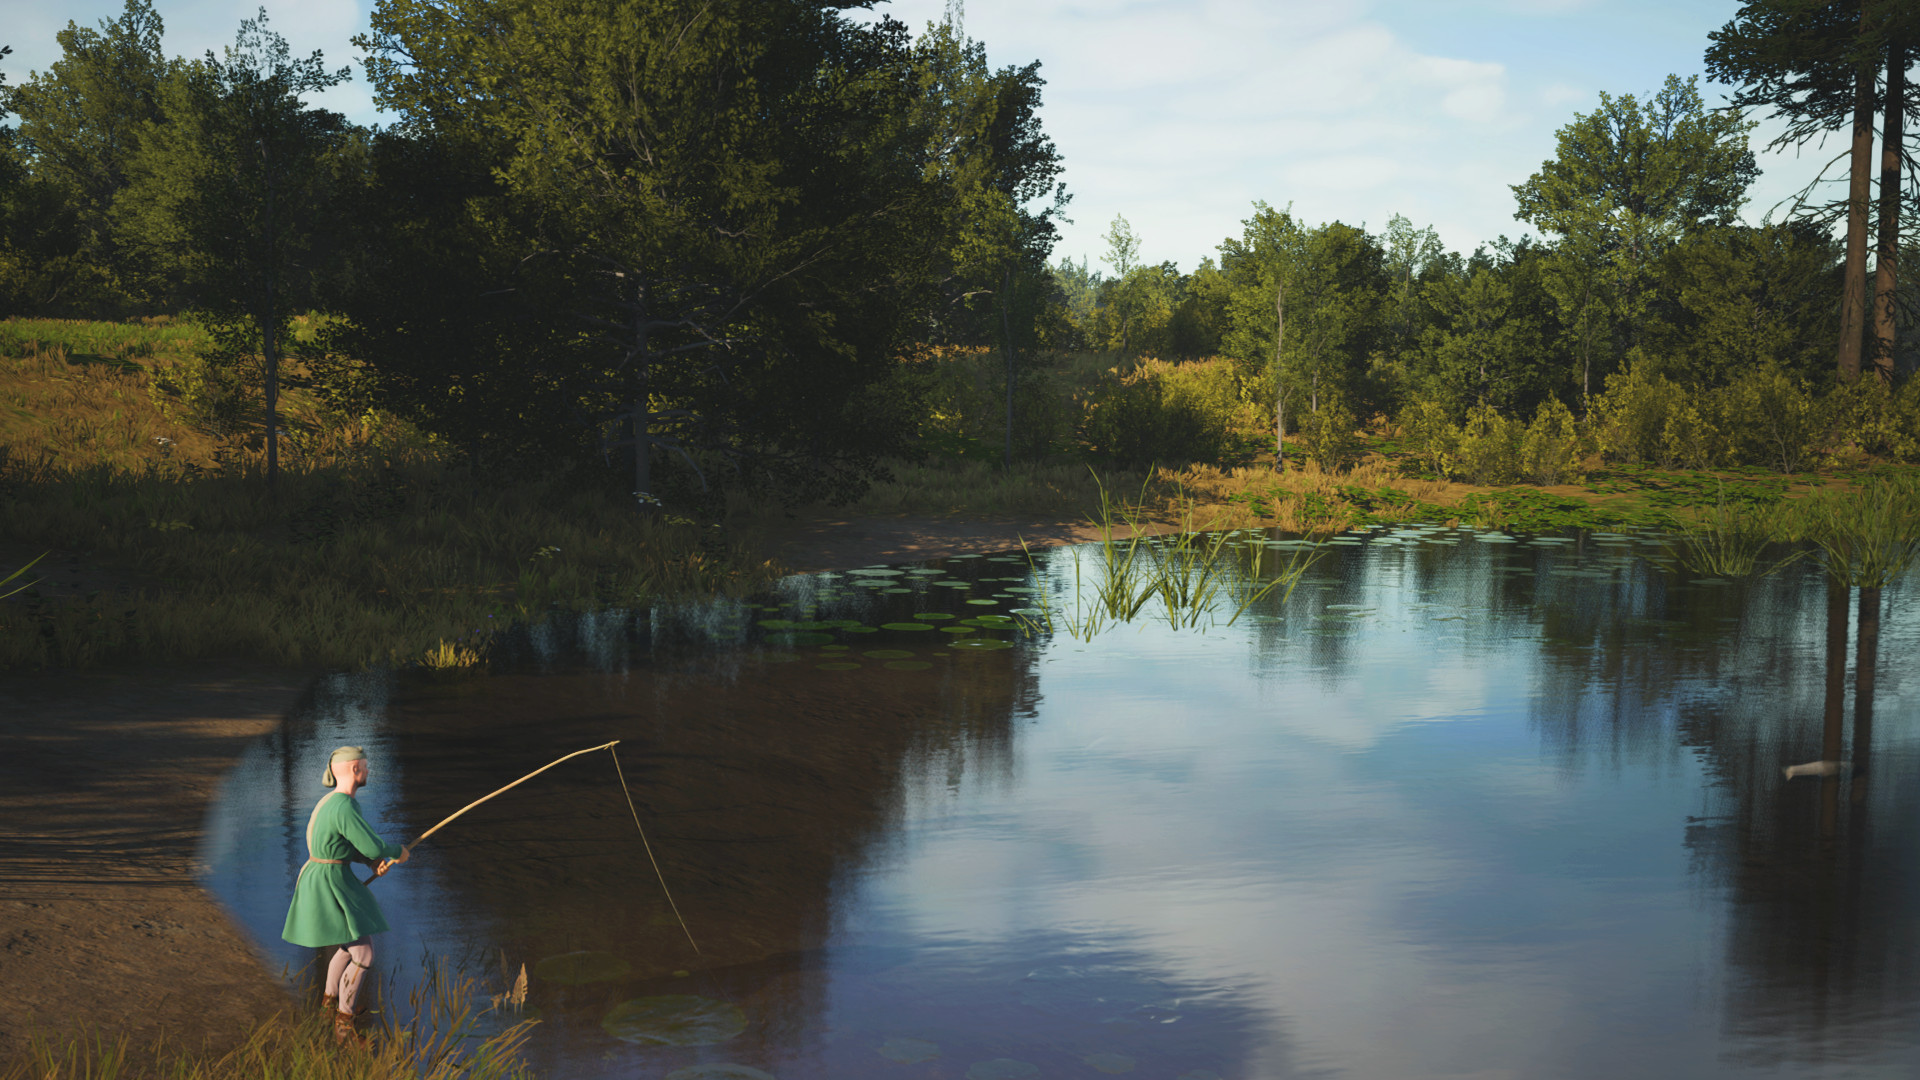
875, 1037, 941, 1064
950, 638, 1012, 650
533, 950, 631, 985
848, 568, 905, 576
816, 662, 861, 671
881, 622, 935, 631
863, 649, 915, 659
665, 1066, 776, 1080
939, 626, 977, 634
884, 661, 933, 671
966, 1060, 1038, 1080
756, 619, 797, 630
601, 995, 746, 1046
1083, 1053, 1137, 1074
842, 626, 879, 634
964, 598, 999, 605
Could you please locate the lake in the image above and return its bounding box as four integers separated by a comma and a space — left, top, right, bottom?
203, 524, 1919, 1079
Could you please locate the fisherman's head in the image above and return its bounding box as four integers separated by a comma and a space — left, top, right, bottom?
323, 745, 370, 788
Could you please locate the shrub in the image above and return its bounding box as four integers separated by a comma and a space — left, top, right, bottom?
1520, 397, 1584, 484
1591, 362, 1689, 465
1720, 364, 1824, 472
148, 351, 258, 441
1080, 358, 1248, 467
1291, 386, 1360, 471
1453, 402, 1523, 485
1396, 398, 1458, 478
1828, 374, 1920, 462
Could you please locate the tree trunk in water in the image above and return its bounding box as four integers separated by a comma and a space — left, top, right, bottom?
1273, 284, 1285, 472
1872, 40, 1904, 385
1852, 585, 1879, 799
1822, 574, 1850, 765
1819, 573, 1850, 842
1837, 0, 1876, 383
1002, 267, 1016, 471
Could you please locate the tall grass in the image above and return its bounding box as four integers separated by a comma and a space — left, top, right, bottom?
1659, 482, 1798, 578
1794, 473, 1920, 587
1020, 472, 1323, 639
1, 969, 535, 1080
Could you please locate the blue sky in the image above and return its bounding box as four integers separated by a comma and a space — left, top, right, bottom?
4, 1, 1841, 272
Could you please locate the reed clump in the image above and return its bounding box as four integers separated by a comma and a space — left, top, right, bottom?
1792, 473, 1920, 587
1659, 482, 1797, 578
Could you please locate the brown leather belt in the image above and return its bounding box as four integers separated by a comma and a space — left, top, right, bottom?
308, 857, 345, 865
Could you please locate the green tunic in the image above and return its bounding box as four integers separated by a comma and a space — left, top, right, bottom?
281, 792, 404, 948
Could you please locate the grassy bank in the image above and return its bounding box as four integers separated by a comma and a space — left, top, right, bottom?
0, 319, 779, 670
3, 974, 534, 1080
6, 320, 1915, 670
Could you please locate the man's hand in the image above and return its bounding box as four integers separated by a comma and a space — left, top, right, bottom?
374, 848, 411, 877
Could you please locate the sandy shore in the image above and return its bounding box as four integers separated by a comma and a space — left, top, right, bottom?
0, 665, 312, 1066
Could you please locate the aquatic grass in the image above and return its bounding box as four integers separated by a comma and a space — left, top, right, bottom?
1659, 481, 1801, 579
1018, 472, 1323, 639
0, 969, 536, 1080
1793, 473, 1920, 588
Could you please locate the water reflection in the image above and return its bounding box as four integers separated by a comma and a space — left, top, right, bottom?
202, 527, 1918, 1078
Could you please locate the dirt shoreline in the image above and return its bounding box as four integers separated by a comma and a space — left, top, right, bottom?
0, 516, 1131, 1068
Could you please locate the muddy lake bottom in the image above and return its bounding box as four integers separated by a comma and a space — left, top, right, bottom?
204, 526, 1920, 1079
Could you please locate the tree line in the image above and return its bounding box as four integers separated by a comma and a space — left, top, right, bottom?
2, 0, 1916, 500
0, 0, 1065, 501
1035, 1, 1918, 469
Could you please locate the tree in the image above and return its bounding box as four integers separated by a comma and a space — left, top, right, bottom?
1513, 75, 1758, 398
4, 0, 172, 313
351, 0, 1016, 505
117, 9, 353, 481
1706, 1, 1917, 382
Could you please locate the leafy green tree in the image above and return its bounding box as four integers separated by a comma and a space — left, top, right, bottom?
1513, 75, 1758, 399
1169, 258, 1230, 358
349, 0, 1017, 505
1370, 214, 1454, 406
117, 9, 353, 481
1219, 203, 1386, 464
4, 0, 172, 313
1646, 222, 1841, 387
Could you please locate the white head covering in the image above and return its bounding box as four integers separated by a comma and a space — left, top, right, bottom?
322, 745, 367, 788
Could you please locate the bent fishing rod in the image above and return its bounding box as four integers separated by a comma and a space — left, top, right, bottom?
361, 739, 699, 954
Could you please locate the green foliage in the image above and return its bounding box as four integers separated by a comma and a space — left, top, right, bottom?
1520, 397, 1585, 485
1292, 387, 1360, 471
147, 348, 255, 440
1514, 75, 1759, 397
1078, 358, 1256, 468
1660, 482, 1795, 578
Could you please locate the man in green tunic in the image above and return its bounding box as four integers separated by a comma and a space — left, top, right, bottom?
282, 745, 409, 1047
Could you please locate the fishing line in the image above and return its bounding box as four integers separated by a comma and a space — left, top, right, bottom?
362, 738, 701, 954
611, 744, 701, 955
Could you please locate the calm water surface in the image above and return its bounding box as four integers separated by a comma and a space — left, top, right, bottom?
203, 526, 1920, 1079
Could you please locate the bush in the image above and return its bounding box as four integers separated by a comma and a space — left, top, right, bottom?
1291, 386, 1360, 471
1591, 362, 1689, 466
1720, 364, 1824, 472
1080, 358, 1250, 467
1453, 403, 1523, 485
1828, 374, 1920, 462
148, 351, 258, 441
1520, 397, 1584, 484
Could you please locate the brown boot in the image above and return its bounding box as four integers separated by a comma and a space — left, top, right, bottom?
322, 993, 338, 1015
333, 1009, 370, 1050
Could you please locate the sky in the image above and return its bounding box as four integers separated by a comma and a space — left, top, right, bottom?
2, 0, 1848, 273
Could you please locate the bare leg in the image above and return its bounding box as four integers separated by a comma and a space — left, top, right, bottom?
324, 946, 352, 1001
338, 939, 374, 1016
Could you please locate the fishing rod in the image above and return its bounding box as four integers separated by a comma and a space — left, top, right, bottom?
363, 739, 700, 954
